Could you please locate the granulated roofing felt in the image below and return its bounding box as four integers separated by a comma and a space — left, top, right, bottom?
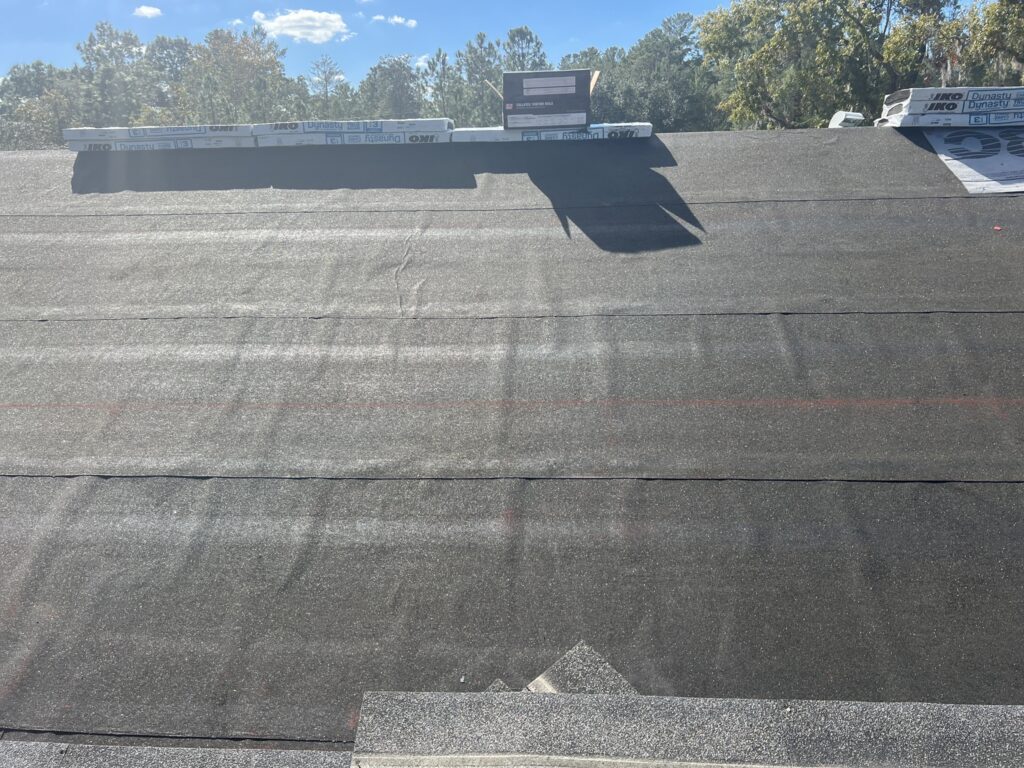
0, 130, 1021, 744
354, 692, 1024, 767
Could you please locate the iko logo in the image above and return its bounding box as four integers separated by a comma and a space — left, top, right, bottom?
408, 134, 437, 143
86, 143, 112, 151
925, 102, 959, 112
929, 92, 964, 101
272, 122, 299, 131
209, 125, 235, 132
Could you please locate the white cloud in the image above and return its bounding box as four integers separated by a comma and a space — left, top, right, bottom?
132, 5, 162, 18
371, 14, 417, 28
414, 54, 429, 70
230, 18, 245, 26
355, 10, 365, 18
252, 9, 354, 43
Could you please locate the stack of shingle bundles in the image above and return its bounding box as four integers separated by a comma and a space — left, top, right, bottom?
252, 119, 454, 146
875, 87, 1024, 127
450, 122, 653, 143
63, 124, 255, 151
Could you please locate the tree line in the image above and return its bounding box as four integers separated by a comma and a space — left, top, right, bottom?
1, 0, 1022, 148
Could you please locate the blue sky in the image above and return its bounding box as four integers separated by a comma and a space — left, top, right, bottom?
0, 0, 723, 83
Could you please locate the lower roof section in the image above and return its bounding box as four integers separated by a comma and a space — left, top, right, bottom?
1, 314, 1023, 481
0, 740, 351, 768
1, 477, 1021, 741
354, 692, 1024, 768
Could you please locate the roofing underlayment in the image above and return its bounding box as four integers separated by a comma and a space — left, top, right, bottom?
0, 129, 1022, 763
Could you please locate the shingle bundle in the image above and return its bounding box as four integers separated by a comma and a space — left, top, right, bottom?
451, 123, 653, 142
62, 118, 655, 151
62, 124, 255, 151
876, 87, 1024, 127
252, 119, 455, 147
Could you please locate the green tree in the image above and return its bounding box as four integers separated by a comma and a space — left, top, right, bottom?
356, 55, 423, 119
142, 36, 196, 105
0, 61, 62, 113
617, 14, 725, 131
699, 0, 970, 128
561, 15, 725, 131
0, 61, 85, 147
420, 49, 461, 119
560, 46, 627, 123
963, 0, 1024, 86
310, 54, 354, 118
455, 33, 503, 127
174, 26, 310, 123
502, 26, 550, 72
76, 22, 145, 126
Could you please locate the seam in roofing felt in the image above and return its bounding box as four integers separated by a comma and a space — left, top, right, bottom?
1, 192, 1016, 220
0, 726, 354, 749
352, 755, 810, 768
5, 309, 1024, 324
3, 395, 1022, 413
0, 473, 1022, 484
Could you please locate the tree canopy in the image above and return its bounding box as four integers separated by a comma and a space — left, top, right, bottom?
1, 1, 1022, 148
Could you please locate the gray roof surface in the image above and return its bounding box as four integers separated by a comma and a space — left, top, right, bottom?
3, 197, 1023, 318
355, 692, 1024, 767
1, 134, 1020, 322
1, 313, 1021, 480
0, 131, 1022, 747
1, 476, 1021, 740
0, 740, 351, 767
525, 642, 637, 695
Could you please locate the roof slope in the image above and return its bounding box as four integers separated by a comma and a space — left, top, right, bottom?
0, 131, 1022, 744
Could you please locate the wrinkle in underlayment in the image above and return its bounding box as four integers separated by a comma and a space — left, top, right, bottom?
2, 477, 1023, 739
0, 481, 90, 705
0, 315, 1022, 479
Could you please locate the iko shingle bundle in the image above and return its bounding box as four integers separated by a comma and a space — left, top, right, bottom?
451, 123, 652, 142
252, 119, 454, 147
62, 119, 654, 150
62, 124, 256, 150
876, 86, 1024, 127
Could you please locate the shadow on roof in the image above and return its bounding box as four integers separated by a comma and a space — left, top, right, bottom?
70, 136, 702, 253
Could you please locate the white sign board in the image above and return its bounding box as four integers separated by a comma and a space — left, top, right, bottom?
924, 127, 1024, 194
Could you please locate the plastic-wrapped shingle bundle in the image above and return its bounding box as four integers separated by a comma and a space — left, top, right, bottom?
252, 119, 454, 146
451, 123, 653, 142
63, 125, 255, 151
875, 87, 1024, 127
